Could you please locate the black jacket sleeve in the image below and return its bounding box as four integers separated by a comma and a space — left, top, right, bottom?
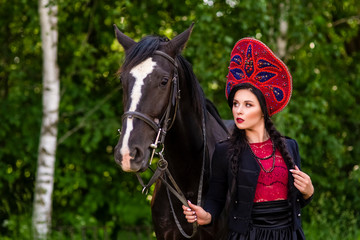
287, 137, 313, 207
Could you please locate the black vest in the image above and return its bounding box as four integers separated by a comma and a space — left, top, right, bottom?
204, 138, 312, 234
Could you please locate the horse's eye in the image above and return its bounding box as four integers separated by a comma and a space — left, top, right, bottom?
160, 77, 169, 86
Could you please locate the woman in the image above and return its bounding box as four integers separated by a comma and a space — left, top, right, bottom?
182, 38, 314, 239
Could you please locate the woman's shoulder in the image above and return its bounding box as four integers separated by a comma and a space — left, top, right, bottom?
212, 137, 232, 160
283, 136, 300, 158
284, 136, 298, 146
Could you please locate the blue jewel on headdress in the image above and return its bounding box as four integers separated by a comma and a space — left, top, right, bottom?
226, 82, 233, 95
246, 44, 252, 58
273, 87, 284, 101
255, 71, 276, 83
245, 44, 254, 77
230, 68, 245, 80
258, 59, 279, 69
231, 55, 242, 65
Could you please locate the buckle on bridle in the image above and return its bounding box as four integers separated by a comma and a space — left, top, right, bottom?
157, 158, 168, 170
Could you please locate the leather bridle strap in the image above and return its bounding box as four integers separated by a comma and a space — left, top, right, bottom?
137, 154, 199, 239
122, 111, 160, 132
165, 109, 207, 239
154, 50, 178, 68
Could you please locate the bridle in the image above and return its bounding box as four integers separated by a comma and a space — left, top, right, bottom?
120, 50, 207, 238
121, 50, 180, 165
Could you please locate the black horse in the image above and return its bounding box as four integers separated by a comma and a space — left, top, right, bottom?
113, 24, 229, 239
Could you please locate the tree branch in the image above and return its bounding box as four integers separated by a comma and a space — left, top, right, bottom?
332, 14, 360, 27
57, 84, 122, 145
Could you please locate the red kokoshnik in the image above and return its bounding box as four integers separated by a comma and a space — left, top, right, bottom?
226, 38, 292, 116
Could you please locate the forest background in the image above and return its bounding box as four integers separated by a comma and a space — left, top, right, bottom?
1, 0, 360, 239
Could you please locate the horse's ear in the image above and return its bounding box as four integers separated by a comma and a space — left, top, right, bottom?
167, 23, 195, 56
113, 24, 136, 51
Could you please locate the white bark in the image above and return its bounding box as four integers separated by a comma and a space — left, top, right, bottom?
33, 0, 59, 239
276, 1, 289, 58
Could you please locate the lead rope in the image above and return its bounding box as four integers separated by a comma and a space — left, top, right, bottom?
136, 108, 207, 238
166, 106, 207, 238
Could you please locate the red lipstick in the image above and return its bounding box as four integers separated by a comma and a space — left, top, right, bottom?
236, 118, 244, 123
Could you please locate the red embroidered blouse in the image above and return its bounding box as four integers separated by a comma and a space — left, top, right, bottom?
249, 139, 288, 202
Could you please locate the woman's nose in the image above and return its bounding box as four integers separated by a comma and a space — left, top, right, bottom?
239, 104, 245, 112
236, 106, 243, 114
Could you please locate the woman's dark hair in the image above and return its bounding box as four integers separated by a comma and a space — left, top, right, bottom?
227, 83, 295, 178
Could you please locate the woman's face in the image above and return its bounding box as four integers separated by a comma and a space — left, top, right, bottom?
232, 89, 264, 132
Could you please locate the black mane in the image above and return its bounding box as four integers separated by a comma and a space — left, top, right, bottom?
120, 36, 165, 73
176, 55, 205, 119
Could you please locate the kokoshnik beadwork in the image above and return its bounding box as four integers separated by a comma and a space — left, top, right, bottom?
225, 38, 293, 116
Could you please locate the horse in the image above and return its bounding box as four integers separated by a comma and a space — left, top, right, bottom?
113, 23, 229, 239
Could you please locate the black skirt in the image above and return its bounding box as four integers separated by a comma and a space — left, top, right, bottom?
228, 200, 305, 240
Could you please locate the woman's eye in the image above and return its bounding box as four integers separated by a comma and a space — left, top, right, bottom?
160, 77, 169, 86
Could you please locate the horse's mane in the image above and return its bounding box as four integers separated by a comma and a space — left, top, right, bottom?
176, 55, 206, 118
120, 36, 167, 74
205, 99, 229, 134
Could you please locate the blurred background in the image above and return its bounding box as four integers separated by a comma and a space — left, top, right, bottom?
1, 0, 360, 239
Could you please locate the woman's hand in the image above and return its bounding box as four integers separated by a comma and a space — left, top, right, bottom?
182, 200, 212, 225
290, 165, 314, 200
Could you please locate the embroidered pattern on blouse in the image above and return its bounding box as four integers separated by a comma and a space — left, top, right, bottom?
250, 139, 288, 202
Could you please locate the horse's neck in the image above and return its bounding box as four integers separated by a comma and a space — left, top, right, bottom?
164, 80, 205, 178
166, 101, 204, 155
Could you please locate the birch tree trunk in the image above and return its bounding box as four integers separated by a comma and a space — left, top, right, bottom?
32, 0, 59, 239
276, 1, 289, 59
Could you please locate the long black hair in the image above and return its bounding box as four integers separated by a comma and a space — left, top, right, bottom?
227, 83, 295, 178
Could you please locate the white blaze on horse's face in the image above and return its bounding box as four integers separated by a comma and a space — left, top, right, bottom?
120, 57, 157, 172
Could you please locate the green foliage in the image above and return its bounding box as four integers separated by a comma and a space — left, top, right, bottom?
1, 0, 360, 239
302, 193, 359, 240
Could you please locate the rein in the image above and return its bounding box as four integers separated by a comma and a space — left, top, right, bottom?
121, 50, 207, 238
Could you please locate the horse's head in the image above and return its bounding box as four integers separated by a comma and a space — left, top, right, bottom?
114, 24, 194, 172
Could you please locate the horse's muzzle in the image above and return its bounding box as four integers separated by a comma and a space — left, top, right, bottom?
114, 145, 149, 172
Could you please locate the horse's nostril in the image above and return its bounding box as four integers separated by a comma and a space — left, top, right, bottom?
132, 146, 144, 160
114, 146, 122, 163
